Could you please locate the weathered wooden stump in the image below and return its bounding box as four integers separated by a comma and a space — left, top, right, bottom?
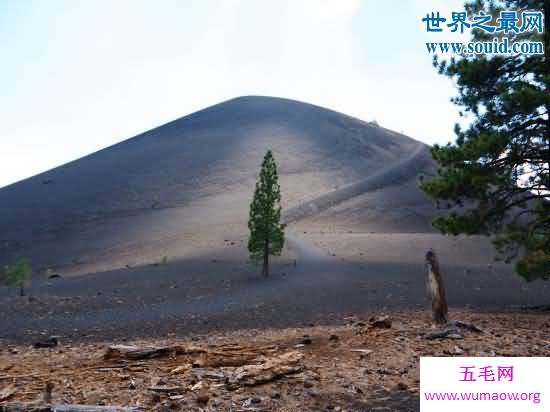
425, 249, 448, 327
423, 250, 484, 340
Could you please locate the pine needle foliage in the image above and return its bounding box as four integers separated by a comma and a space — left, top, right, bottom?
248, 150, 285, 277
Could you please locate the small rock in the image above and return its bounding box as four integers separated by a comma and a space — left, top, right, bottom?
151, 377, 167, 386
168, 395, 184, 401
395, 382, 408, 391
369, 315, 392, 329
192, 359, 205, 368
196, 391, 209, 405
350, 348, 373, 357
329, 334, 339, 341
449, 345, 464, 355
33, 336, 58, 348
151, 393, 161, 403
191, 381, 206, 391
300, 336, 312, 345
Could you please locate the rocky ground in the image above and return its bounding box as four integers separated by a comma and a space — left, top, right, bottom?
3, 232, 549, 345
1, 308, 549, 412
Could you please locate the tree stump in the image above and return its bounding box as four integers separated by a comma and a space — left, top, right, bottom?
425, 249, 448, 326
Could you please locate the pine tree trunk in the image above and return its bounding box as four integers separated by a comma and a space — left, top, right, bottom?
425, 250, 448, 326
263, 239, 269, 277
545, 0, 550, 191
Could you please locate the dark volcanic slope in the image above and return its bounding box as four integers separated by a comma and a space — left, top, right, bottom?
0, 96, 436, 275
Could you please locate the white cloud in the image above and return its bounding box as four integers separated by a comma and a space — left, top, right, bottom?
0, 0, 465, 187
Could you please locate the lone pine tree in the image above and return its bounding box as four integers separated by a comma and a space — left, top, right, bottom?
4, 257, 31, 296
420, 0, 549, 281
248, 150, 285, 277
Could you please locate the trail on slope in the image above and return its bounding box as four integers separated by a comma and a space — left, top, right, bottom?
282, 142, 430, 260
282, 142, 429, 225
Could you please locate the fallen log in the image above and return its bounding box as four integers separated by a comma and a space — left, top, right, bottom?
104, 343, 267, 366
104, 344, 203, 360
191, 348, 263, 368
0, 403, 139, 412
224, 351, 304, 390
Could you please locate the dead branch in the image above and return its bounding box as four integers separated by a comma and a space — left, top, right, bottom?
424, 328, 464, 340
424, 320, 484, 340
448, 320, 484, 333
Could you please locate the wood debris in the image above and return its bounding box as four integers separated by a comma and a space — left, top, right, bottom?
224, 350, 304, 390
104, 344, 196, 360
0, 309, 548, 411
350, 348, 373, 355
424, 319, 484, 340
0, 383, 16, 401
0, 403, 138, 412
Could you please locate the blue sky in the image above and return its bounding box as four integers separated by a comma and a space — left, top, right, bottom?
1, 0, 469, 188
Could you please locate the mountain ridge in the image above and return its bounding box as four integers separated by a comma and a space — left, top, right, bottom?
0, 95, 436, 275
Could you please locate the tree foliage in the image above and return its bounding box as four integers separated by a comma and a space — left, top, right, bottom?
248, 150, 285, 277
4, 257, 31, 296
420, 0, 549, 281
